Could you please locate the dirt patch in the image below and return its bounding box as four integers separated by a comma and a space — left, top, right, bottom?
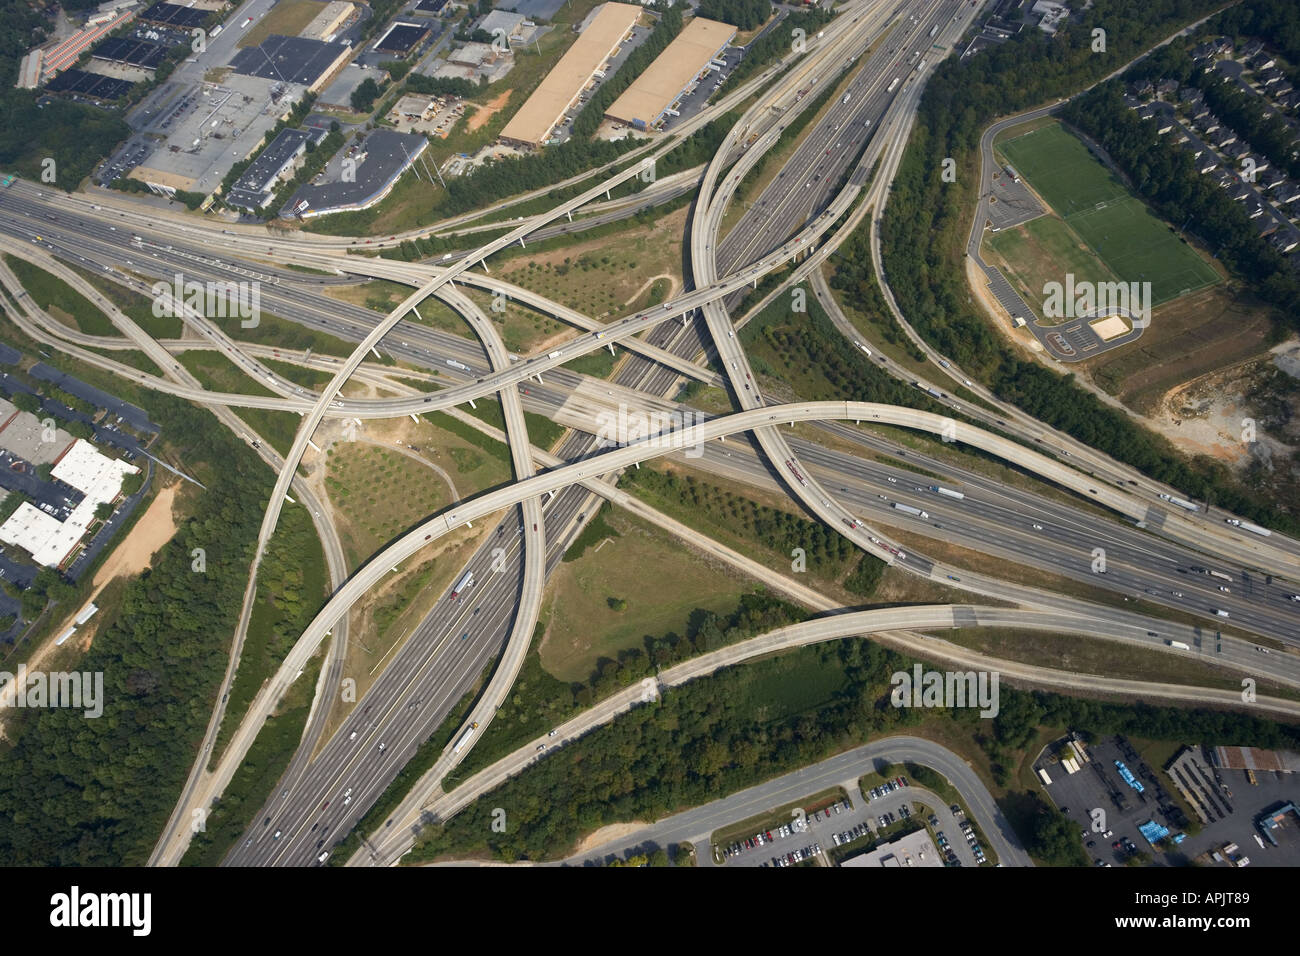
1150, 355, 1297, 469
466, 90, 511, 133
92, 483, 179, 589
572, 821, 650, 855
623, 273, 678, 307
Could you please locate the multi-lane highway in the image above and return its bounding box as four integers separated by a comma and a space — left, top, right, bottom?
4, 0, 1298, 871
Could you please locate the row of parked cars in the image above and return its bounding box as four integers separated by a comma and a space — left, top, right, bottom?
867, 776, 908, 799
960, 818, 987, 864
766, 843, 821, 866
832, 822, 872, 847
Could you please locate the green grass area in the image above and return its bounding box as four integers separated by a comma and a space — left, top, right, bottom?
499, 206, 686, 322
212, 501, 329, 761
5, 255, 118, 337
994, 121, 1219, 307
998, 122, 1128, 214
461, 398, 567, 453
262, 358, 334, 390
216, 310, 357, 358
64, 261, 183, 339
178, 350, 274, 396
322, 441, 462, 567
561, 346, 616, 379
540, 506, 752, 683
619, 463, 885, 603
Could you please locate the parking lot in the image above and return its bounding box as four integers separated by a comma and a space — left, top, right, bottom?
1039, 736, 1300, 867
712, 775, 992, 868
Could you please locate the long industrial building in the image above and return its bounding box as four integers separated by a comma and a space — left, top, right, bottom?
605, 16, 734, 130
499, 1, 641, 148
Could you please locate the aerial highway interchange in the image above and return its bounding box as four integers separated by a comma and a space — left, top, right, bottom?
2, 0, 1297, 878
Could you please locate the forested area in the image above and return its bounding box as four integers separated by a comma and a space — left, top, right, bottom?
873, 0, 1300, 534
0, 396, 274, 865
414, 633, 1300, 862
696, 0, 771, 32
0, 79, 128, 194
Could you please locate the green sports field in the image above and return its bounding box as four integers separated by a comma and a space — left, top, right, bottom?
995, 122, 1220, 306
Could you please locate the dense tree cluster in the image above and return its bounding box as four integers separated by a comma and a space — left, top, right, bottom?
724, 9, 832, 89
0, 397, 273, 865
414, 630, 1300, 862
405, 73, 480, 98
351, 78, 384, 113
696, 0, 771, 32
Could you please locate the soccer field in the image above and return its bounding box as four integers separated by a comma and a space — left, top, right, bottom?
1067, 198, 1220, 305
993, 121, 1219, 307
998, 123, 1128, 215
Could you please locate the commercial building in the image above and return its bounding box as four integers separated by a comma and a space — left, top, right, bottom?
283, 129, 427, 218
374, 22, 430, 56
130, 74, 307, 195
225, 127, 312, 211
499, 1, 641, 148
302, 1, 356, 42
840, 829, 943, 868
29, 7, 138, 85
448, 42, 501, 69
229, 35, 353, 92
1212, 746, 1300, 773
0, 439, 138, 569
479, 9, 528, 40
605, 16, 734, 130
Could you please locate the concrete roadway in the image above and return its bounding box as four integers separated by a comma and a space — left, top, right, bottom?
35, 197, 1294, 642
8, 150, 1298, 578
15, 1, 1294, 868
0, 244, 359, 867
563, 736, 1022, 868
365, 605, 1300, 866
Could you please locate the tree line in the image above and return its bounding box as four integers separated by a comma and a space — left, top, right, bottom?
412, 631, 1299, 862
0, 395, 276, 865
872, 0, 1299, 533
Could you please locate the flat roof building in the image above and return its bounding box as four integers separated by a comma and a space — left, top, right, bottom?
605, 16, 734, 130
283, 129, 427, 218
225, 127, 312, 210
0, 439, 137, 569
479, 9, 528, 39
839, 829, 943, 868
302, 1, 356, 42
499, 2, 641, 148
230, 35, 353, 92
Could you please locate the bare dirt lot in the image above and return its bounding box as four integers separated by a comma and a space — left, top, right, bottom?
466, 90, 511, 133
